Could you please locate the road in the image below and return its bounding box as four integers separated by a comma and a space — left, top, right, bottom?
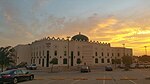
19, 68, 150, 84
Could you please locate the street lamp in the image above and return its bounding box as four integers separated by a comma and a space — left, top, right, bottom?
144, 46, 147, 56
122, 44, 125, 56
121, 44, 125, 66
67, 36, 70, 69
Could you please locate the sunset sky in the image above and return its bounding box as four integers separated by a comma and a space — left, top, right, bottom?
0, 0, 150, 56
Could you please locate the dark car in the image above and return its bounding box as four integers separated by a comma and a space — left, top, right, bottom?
105, 66, 113, 71
0, 74, 3, 84
26, 64, 37, 70
80, 66, 91, 73
0, 69, 34, 84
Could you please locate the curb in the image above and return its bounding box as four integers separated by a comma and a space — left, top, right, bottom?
96, 78, 112, 80
120, 78, 137, 80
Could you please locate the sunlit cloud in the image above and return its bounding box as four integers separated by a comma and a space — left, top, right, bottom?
98, 18, 118, 28
1, 0, 150, 56
137, 30, 150, 34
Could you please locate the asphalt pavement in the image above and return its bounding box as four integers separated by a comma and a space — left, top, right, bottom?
19, 68, 150, 84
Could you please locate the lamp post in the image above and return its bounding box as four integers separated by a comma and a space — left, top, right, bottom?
122, 44, 125, 56
144, 46, 147, 56
122, 44, 125, 66
67, 36, 70, 69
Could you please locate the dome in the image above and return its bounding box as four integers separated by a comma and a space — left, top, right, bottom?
71, 32, 89, 41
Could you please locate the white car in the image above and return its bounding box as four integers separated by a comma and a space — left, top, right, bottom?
26, 64, 37, 70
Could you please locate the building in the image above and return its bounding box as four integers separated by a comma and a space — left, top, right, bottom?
14, 33, 132, 67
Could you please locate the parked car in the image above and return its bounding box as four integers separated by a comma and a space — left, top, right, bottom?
26, 64, 37, 70
130, 63, 137, 69
118, 65, 125, 69
0, 74, 3, 84
0, 68, 1, 72
0, 69, 34, 84
105, 66, 113, 71
80, 66, 91, 73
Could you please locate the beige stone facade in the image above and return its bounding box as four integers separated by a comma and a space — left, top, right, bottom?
14, 33, 132, 67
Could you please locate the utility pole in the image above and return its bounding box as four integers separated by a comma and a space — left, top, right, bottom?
122, 44, 125, 66
67, 36, 70, 69
144, 46, 147, 56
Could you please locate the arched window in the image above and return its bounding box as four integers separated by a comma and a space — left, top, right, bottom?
107, 59, 110, 63
39, 59, 41, 64
63, 58, 67, 64
101, 58, 104, 63
54, 50, 57, 56
95, 58, 98, 63
95, 52, 98, 56
102, 52, 104, 56
77, 51, 80, 56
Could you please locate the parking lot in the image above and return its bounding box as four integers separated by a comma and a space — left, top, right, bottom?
19, 68, 150, 84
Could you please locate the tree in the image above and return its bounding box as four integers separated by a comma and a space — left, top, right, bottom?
122, 55, 132, 70
50, 58, 58, 72
77, 58, 82, 65
0, 46, 15, 72
139, 55, 150, 62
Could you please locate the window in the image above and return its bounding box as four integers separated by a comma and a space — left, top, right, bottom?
112, 53, 114, 56
16, 70, 23, 74
63, 58, 67, 64
95, 52, 97, 56
54, 50, 57, 56
39, 59, 41, 64
95, 58, 98, 63
118, 53, 120, 57
77, 51, 80, 56
21, 70, 28, 74
101, 58, 104, 63
64, 51, 67, 56
47, 50, 49, 56
102, 52, 104, 56
107, 59, 110, 63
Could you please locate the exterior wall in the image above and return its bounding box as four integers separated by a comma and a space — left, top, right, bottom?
14, 45, 31, 65
14, 37, 133, 67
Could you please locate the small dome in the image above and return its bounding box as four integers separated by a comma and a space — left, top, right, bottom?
71, 32, 89, 41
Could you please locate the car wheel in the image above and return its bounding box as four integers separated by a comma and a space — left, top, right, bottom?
13, 78, 18, 84
30, 75, 34, 80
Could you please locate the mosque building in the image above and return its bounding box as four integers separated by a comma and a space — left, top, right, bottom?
14, 33, 132, 67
